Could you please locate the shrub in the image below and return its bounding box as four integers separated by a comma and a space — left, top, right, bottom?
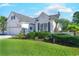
12, 33, 27, 39
49, 33, 79, 46
70, 36, 79, 46
12, 32, 51, 40
36, 32, 50, 39
26, 32, 36, 39
27, 32, 51, 40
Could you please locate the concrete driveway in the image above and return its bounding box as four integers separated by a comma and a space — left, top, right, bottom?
0, 35, 12, 39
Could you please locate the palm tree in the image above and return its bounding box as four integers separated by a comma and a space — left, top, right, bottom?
54, 12, 60, 32
67, 23, 79, 36
54, 19, 59, 32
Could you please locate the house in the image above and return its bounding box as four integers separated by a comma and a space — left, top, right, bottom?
6, 11, 61, 35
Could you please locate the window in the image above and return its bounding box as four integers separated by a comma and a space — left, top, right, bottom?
44, 23, 47, 31
11, 16, 15, 20
41, 24, 43, 31
30, 27, 32, 30
39, 23, 48, 31
29, 23, 34, 30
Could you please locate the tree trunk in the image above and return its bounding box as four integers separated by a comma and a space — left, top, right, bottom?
54, 22, 58, 32
2, 24, 5, 35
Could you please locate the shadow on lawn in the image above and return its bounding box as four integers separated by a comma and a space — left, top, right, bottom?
54, 42, 79, 48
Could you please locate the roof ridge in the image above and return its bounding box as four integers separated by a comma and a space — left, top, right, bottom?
11, 11, 32, 18
40, 12, 48, 16
10, 11, 34, 22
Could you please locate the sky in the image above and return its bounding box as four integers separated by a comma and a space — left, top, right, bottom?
0, 3, 79, 21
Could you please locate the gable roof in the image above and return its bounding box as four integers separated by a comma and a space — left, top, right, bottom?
38, 12, 49, 18
9, 11, 60, 22
49, 12, 60, 19
10, 12, 34, 22
39, 12, 48, 16
35, 12, 60, 20
49, 14, 60, 19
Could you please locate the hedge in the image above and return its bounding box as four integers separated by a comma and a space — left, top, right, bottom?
27, 32, 51, 40
49, 33, 79, 46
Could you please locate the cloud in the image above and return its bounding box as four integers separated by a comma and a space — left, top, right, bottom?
54, 4, 73, 13
0, 3, 11, 7
35, 4, 74, 15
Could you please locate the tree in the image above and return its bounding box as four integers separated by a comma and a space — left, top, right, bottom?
73, 11, 79, 24
54, 12, 60, 32
67, 23, 79, 36
54, 18, 59, 32
0, 16, 7, 34
59, 18, 70, 31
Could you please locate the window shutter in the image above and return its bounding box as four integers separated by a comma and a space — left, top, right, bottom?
48, 22, 50, 32
38, 23, 40, 32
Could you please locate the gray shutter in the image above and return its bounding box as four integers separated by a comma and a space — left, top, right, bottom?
38, 23, 40, 32
48, 22, 50, 32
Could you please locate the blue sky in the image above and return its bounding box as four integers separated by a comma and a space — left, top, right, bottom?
0, 3, 79, 21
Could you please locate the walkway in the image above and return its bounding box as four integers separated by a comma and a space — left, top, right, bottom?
0, 35, 12, 39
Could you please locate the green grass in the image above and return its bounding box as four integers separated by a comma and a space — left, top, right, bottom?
0, 39, 79, 56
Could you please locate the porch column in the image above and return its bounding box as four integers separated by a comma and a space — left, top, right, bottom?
35, 23, 38, 32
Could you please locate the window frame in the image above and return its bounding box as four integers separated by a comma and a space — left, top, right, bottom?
11, 15, 15, 20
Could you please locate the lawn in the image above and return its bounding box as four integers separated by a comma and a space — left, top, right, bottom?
0, 39, 79, 56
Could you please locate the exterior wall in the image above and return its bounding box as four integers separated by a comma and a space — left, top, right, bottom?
35, 14, 58, 33
35, 22, 38, 32
7, 13, 21, 35
7, 27, 21, 35
35, 13, 50, 32
37, 14, 49, 23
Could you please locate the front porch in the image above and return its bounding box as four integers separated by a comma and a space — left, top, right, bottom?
21, 22, 51, 34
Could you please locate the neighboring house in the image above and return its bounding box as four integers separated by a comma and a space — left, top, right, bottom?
7, 11, 61, 35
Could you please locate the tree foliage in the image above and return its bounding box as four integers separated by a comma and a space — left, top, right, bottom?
73, 11, 79, 24
59, 18, 70, 31
67, 23, 79, 35
0, 16, 7, 34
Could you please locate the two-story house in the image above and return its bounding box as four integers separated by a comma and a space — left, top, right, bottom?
7, 12, 61, 35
